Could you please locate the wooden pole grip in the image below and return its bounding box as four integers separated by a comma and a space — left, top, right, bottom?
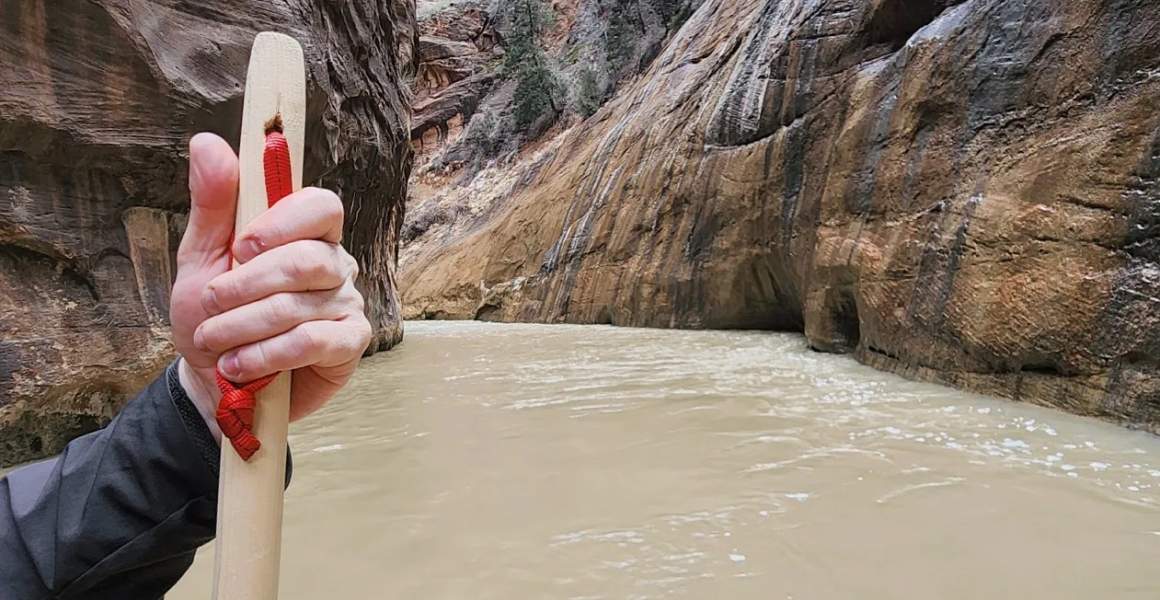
212, 31, 306, 600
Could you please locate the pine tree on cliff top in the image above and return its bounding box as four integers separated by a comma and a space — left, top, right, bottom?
502, 0, 561, 129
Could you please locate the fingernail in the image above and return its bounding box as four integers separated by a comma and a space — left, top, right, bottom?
188, 160, 201, 194
220, 352, 240, 379
247, 237, 264, 258
202, 286, 220, 315
188, 134, 211, 192
193, 326, 208, 352
236, 235, 264, 263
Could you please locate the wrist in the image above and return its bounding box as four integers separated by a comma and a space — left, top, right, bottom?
178, 356, 223, 445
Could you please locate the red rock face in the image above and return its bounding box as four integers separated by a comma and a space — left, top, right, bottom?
410, 0, 500, 161
0, 0, 415, 465
401, 0, 1160, 429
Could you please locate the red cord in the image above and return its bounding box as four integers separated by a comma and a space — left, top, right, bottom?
215, 130, 294, 460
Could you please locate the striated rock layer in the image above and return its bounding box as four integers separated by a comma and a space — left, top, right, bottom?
401, 0, 1160, 429
0, 0, 415, 465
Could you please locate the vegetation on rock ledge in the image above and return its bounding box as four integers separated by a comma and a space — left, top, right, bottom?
502, 0, 562, 129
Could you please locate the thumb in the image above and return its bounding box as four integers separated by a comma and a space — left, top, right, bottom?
178, 132, 239, 268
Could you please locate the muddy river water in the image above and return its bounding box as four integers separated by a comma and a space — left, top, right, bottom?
172, 321, 1160, 598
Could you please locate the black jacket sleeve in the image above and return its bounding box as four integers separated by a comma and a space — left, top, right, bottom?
0, 362, 224, 599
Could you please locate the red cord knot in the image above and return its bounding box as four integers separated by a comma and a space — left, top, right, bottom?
215, 372, 275, 460
215, 129, 294, 460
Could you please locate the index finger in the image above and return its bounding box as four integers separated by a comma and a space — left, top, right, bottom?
232, 186, 344, 264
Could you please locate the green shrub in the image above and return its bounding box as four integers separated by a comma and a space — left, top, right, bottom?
502, 0, 562, 129
573, 68, 603, 117
462, 110, 505, 158
604, 0, 640, 73
665, 0, 694, 31
604, 0, 693, 73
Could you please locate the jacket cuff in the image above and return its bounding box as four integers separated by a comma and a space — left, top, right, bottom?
164, 361, 293, 488
166, 361, 221, 479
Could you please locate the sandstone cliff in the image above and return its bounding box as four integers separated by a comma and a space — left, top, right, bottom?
401, 0, 1160, 430
409, 0, 698, 174
0, 1, 415, 465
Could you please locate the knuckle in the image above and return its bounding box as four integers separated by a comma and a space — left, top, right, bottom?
357, 319, 373, 346
350, 289, 366, 313
294, 325, 321, 351
264, 294, 295, 322
287, 247, 328, 281
300, 187, 344, 233
339, 250, 359, 279
352, 320, 373, 354
316, 188, 344, 222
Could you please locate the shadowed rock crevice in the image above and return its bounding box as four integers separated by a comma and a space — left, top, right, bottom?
805, 229, 864, 350
829, 288, 862, 352
865, 0, 962, 52
1019, 361, 1065, 377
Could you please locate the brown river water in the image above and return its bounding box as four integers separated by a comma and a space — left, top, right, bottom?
168, 321, 1159, 599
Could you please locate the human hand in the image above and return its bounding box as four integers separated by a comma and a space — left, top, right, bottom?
169, 133, 372, 441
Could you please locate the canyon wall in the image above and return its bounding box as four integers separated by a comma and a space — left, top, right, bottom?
408, 0, 699, 175
401, 0, 1160, 430
0, 0, 415, 465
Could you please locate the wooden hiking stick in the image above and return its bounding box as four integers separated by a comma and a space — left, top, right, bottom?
212, 32, 305, 600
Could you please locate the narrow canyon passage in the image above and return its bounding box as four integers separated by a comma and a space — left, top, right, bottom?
173, 322, 1160, 599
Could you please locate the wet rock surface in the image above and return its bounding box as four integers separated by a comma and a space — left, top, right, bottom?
0, 0, 415, 466
401, 0, 1160, 430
